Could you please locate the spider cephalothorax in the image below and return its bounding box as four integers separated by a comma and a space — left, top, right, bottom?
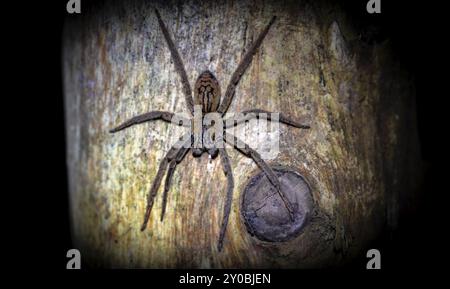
110, 8, 310, 251
192, 70, 221, 158
194, 70, 221, 113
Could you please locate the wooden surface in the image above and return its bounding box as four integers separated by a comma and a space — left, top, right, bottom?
63, 0, 420, 268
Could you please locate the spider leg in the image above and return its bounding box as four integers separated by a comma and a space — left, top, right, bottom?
154, 8, 195, 115
223, 132, 295, 221
224, 109, 310, 129
217, 147, 234, 251
217, 16, 277, 115
141, 134, 191, 231
109, 111, 190, 133
160, 146, 190, 222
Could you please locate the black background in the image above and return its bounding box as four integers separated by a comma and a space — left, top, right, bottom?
13, 0, 445, 285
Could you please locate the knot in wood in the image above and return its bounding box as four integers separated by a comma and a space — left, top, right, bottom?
241, 167, 313, 242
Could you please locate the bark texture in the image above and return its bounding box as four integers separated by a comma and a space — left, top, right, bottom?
63, 0, 420, 268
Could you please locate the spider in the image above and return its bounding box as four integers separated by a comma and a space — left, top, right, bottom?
110, 9, 310, 251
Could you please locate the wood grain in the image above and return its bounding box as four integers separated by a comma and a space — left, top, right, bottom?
63, 0, 420, 268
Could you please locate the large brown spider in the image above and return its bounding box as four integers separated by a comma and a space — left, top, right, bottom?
110, 9, 310, 251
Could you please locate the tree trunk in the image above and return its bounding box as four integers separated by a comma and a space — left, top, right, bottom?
63, 0, 420, 268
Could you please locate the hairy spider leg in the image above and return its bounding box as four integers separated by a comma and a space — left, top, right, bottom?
223, 132, 295, 220
155, 8, 195, 115
217, 146, 234, 251
160, 146, 191, 221
141, 134, 192, 231
110, 111, 190, 133
217, 16, 277, 115
223, 109, 310, 129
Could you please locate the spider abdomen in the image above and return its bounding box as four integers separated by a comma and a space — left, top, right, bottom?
194, 70, 221, 113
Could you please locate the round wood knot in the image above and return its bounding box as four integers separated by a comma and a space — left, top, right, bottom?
241, 167, 313, 242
